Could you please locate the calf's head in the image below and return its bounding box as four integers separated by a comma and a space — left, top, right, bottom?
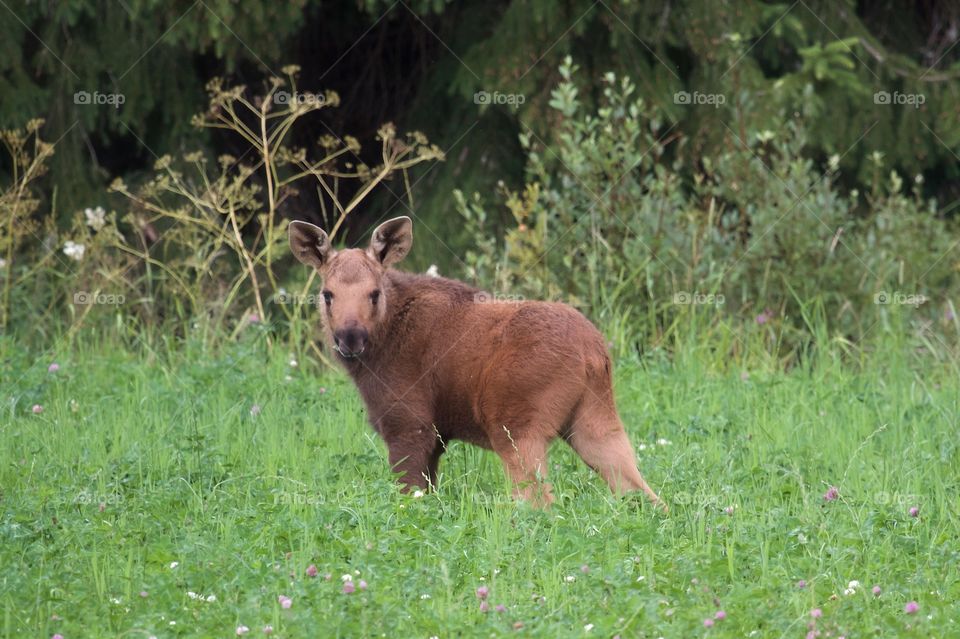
288, 216, 413, 360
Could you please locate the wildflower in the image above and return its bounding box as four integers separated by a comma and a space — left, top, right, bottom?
872, 585, 881, 596
580, 564, 590, 574
797, 580, 807, 589
495, 604, 506, 613
564, 575, 576, 583
32, 404, 43, 414
206, 594, 216, 602
715, 610, 726, 620
342, 581, 355, 594
306, 564, 318, 578
823, 486, 839, 501
476, 586, 489, 600
169, 561, 179, 569
756, 310, 772, 325
425, 265, 440, 277
48, 363, 60, 373
703, 618, 714, 628
249, 404, 261, 417
139, 591, 148, 598
263, 626, 273, 635
341, 574, 352, 582
52, 635, 64, 639
656, 438, 672, 446
63, 241, 85, 261
358, 580, 368, 591
811, 608, 822, 618
479, 601, 490, 613
289, 359, 298, 368
909, 506, 919, 517
412, 489, 424, 498
278, 595, 292, 609
248, 314, 260, 323
724, 506, 735, 515
584, 623, 594, 631
84, 206, 106, 230
236, 626, 250, 635
904, 601, 919, 614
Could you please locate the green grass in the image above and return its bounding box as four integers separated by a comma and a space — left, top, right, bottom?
2, 329, 958, 638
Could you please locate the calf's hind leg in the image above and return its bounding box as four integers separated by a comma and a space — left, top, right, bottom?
489, 427, 554, 507
566, 403, 666, 510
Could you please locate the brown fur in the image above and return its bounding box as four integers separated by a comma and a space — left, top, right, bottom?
289, 216, 665, 509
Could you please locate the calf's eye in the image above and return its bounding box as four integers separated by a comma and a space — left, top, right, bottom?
322, 291, 333, 305
370, 289, 381, 304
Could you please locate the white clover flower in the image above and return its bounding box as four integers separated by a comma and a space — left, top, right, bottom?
84, 206, 106, 231
341, 574, 353, 582
412, 489, 424, 498
425, 264, 440, 277
656, 438, 672, 446
63, 241, 85, 261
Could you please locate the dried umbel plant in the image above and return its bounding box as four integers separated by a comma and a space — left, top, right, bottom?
109, 65, 443, 334
0, 119, 54, 328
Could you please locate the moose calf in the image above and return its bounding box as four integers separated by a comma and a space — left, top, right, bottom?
289, 216, 664, 509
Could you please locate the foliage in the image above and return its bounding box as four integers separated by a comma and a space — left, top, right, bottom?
0, 69, 442, 344
457, 59, 959, 353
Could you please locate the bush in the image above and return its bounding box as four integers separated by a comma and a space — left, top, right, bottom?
456, 58, 958, 357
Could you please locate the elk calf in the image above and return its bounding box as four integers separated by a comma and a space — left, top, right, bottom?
289, 216, 664, 509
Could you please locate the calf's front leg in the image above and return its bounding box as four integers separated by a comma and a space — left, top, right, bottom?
371, 400, 443, 490
385, 433, 442, 490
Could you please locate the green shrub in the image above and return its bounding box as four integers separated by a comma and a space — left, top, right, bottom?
456, 58, 958, 357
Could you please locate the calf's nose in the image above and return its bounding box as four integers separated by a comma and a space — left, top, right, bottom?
334, 326, 369, 357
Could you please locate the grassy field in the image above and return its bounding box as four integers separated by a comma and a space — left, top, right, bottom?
2, 329, 958, 638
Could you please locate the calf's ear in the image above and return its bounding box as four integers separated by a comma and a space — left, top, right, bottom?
369, 216, 413, 267
288, 221, 334, 270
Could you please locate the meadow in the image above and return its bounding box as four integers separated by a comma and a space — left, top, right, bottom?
3, 323, 958, 638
